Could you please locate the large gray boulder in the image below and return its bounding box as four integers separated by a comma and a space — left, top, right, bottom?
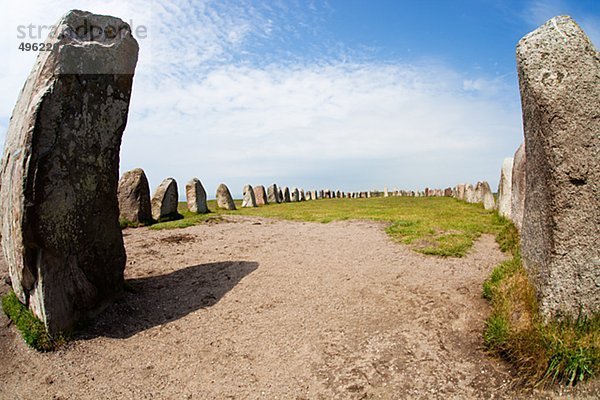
253, 185, 268, 206
475, 181, 495, 210
152, 178, 179, 220
511, 143, 527, 231
216, 184, 236, 210
267, 184, 279, 204
186, 178, 208, 214
497, 158, 514, 219
282, 187, 291, 203
242, 184, 257, 208
464, 184, 475, 203
291, 188, 300, 202
0, 10, 138, 334
455, 184, 466, 201
118, 168, 152, 225
517, 16, 600, 319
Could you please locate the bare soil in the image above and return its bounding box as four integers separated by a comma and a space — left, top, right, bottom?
0, 216, 598, 399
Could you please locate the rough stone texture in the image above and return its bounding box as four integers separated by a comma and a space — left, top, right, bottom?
517, 15, 600, 319
283, 187, 291, 203
291, 188, 300, 202
313, 190, 318, 200
305, 191, 312, 201
242, 185, 257, 208
278, 188, 284, 203
497, 158, 514, 219
0, 10, 138, 334
254, 185, 268, 206
151, 178, 179, 220
118, 168, 152, 224
511, 143, 527, 231
300, 189, 306, 201
216, 184, 236, 210
267, 184, 279, 204
465, 184, 475, 203
474, 181, 495, 210
185, 178, 208, 214
455, 184, 466, 201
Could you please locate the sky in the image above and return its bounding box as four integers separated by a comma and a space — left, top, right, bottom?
0, 0, 598, 198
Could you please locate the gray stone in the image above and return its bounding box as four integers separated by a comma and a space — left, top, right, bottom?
0, 10, 138, 334
254, 185, 268, 206
242, 185, 257, 208
291, 188, 300, 202
497, 158, 513, 219
313, 190, 319, 200
305, 191, 312, 201
216, 184, 236, 210
186, 178, 208, 214
152, 178, 179, 220
511, 143, 527, 231
278, 187, 284, 203
118, 168, 152, 224
283, 187, 291, 203
474, 181, 495, 210
517, 15, 600, 319
300, 189, 306, 201
267, 184, 280, 204
465, 184, 475, 203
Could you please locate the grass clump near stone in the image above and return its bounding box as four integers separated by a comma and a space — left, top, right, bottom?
483, 219, 599, 387
1, 291, 66, 351
150, 204, 223, 230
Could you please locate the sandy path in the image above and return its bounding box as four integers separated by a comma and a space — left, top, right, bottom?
0, 217, 597, 399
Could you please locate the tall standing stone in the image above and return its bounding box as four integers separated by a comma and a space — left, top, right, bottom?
216, 184, 236, 210
152, 178, 179, 220
517, 16, 600, 319
118, 168, 152, 225
511, 144, 527, 231
474, 181, 495, 210
497, 158, 514, 219
186, 178, 208, 214
242, 184, 257, 208
300, 189, 306, 201
291, 188, 300, 202
267, 184, 279, 204
282, 187, 291, 203
0, 10, 138, 334
465, 184, 475, 203
254, 185, 268, 206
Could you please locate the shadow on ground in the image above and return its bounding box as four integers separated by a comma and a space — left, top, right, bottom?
79, 261, 258, 339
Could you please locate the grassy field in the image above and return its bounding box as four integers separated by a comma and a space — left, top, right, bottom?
150, 196, 505, 257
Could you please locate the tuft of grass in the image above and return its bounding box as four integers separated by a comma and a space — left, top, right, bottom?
150, 207, 223, 230
1, 291, 66, 351
483, 217, 599, 387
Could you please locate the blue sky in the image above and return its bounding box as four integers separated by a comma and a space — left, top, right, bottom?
0, 0, 598, 198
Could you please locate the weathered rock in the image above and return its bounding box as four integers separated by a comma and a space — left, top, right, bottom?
313, 190, 319, 200
464, 184, 475, 203
267, 184, 279, 204
300, 189, 306, 201
305, 191, 312, 201
186, 178, 208, 214
216, 184, 236, 210
474, 181, 495, 209
444, 188, 453, 197
497, 158, 513, 219
511, 143, 527, 231
242, 185, 257, 208
291, 188, 299, 202
517, 16, 600, 319
384, 186, 389, 197
455, 184, 466, 201
152, 178, 179, 220
254, 185, 268, 206
278, 187, 284, 203
0, 10, 138, 334
319, 190, 325, 199
281, 187, 290, 203
118, 168, 152, 224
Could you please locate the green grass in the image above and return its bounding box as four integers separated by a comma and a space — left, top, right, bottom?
483, 219, 599, 387
156, 197, 503, 257
1, 291, 65, 351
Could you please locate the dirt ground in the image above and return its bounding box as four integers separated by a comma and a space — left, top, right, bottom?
0, 216, 598, 399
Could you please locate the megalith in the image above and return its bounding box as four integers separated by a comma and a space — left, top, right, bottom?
283, 187, 291, 203
291, 188, 300, 202
0, 10, 138, 334
267, 184, 279, 204
511, 143, 527, 231
517, 16, 600, 319
186, 178, 208, 214
497, 158, 513, 219
254, 185, 268, 206
118, 168, 152, 225
242, 185, 257, 208
216, 184, 236, 210
152, 178, 179, 220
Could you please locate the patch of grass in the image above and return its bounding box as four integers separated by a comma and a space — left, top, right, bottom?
1, 291, 66, 351
483, 218, 599, 386
150, 207, 223, 230
119, 218, 155, 229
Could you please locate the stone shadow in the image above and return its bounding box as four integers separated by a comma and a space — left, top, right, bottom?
78, 260, 258, 339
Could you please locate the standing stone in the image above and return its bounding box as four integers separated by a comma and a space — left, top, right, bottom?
474, 181, 495, 209
283, 187, 291, 203
118, 168, 152, 225
152, 178, 179, 220
306, 191, 312, 201
465, 184, 475, 203
300, 189, 306, 201
291, 188, 300, 202
497, 158, 514, 219
517, 16, 600, 319
0, 10, 138, 334
242, 185, 257, 208
186, 178, 208, 214
216, 184, 236, 210
444, 188, 453, 197
336, 190, 342, 199
313, 190, 319, 200
455, 184, 466, 201
254, 185, 268, 206
384, 186, 389, 197
511, 143, 527, 231
277, 187, 284, 203
267, 184, 280, 204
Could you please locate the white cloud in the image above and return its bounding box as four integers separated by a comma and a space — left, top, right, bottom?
0, 0, 524, 198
